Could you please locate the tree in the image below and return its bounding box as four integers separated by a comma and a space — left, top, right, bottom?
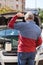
39, 10, 43, 23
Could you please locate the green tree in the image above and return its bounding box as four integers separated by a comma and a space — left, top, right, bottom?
39, 10, 43, 23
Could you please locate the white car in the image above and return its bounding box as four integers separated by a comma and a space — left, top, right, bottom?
35, 28, 43, 65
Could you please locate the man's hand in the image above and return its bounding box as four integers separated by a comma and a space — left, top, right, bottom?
16, 12, 24, 17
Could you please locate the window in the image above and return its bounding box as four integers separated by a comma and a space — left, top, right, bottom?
0, 3, 1, 8
0, 16, 7, 25
16, 4, 19, 10
16, 0, 18, 1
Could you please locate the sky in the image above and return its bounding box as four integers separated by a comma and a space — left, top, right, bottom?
25, 0, 43, 9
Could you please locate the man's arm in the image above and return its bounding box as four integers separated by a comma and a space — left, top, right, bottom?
8, 15, 18, 29
36, 36, 42, 47
8, 13, 24, 29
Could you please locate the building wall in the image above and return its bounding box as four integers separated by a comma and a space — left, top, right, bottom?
0, 0, 25, 12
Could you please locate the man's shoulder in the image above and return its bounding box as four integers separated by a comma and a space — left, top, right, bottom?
35, 24, 41, 32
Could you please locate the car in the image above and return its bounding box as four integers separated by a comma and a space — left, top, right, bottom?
35, 28, 43, 65
0, 13, 42, 65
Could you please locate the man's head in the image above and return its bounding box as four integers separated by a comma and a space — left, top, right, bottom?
25, 11, 34, 21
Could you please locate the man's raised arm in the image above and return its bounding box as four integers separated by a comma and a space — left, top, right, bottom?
8, 13, 24, 29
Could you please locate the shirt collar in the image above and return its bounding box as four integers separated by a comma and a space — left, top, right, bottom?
26, 20, 35, 24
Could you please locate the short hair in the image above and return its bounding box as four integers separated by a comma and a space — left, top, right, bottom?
25, 11, 34, 20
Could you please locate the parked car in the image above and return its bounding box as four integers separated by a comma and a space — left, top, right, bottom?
35, 28, 43, 65
0, 13, 42, 65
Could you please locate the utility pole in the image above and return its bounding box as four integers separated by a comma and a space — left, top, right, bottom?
22, 0, 25, 12
35, 0, 37, 9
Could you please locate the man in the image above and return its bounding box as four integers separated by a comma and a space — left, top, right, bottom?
8, 12, 42, 65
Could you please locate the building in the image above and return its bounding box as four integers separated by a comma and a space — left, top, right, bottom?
0, 0, 25, 12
